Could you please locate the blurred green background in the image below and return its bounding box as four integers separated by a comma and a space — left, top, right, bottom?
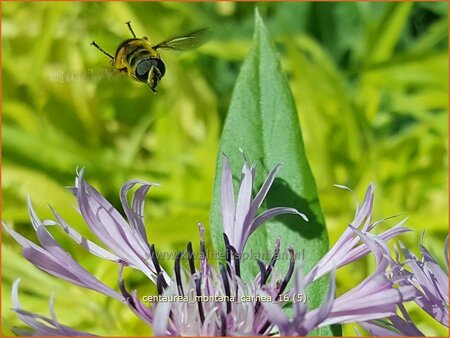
2, 2, 448, 336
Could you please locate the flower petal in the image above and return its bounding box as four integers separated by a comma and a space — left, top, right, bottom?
51, 206, 119, 261
120, 180, 159, 243
76, 171, 159, 281
11, 279, 95, 336
359, 320, 405, 336
3, 222, 125, 302
251, 164, 282, 212
246, 207, 307, 250
221, 155, 236, 238
258, 291, 289, 334
232, 161, 254, 247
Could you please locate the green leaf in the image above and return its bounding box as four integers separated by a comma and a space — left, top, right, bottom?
210, 9, 338, 335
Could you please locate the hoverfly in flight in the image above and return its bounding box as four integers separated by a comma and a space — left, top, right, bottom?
91, 22, 208, 92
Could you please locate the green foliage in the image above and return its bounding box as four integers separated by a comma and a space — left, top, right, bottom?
210, 10, 336, 335
2, 2, 447, 336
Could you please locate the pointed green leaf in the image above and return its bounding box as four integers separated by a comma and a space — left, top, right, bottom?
210, 9, 338, 335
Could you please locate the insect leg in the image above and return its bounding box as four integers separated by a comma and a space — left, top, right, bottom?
147, 66, 157, 93
126, 21, 137, 38
91, 41, 114, 59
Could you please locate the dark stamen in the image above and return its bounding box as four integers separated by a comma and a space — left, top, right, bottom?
265, 237, 281, 278
150, 244, 162, 274
198, 222, 207, 261
174, 252, 184, 296
187, 242, 196, 274
220, 311, 227, 336
223, 233, 231, 263
259, 322, 271, 335
257, 260, 268, 286
256, 238, 281, 287
118, 263, 135, 306
254, 260, 269, 314
277, 245, 296, 297
223, 234, 232, 275
229, 245, 241, 277
195, 275, 205, 324
220, 265, 232, 314
156, 272, 167, 295
258, 246, 296, 335
200, 238, 207, 262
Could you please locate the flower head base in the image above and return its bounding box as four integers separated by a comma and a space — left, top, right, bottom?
132, 224, 300, 336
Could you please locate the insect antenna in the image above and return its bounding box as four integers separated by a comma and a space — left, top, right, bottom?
126, 21, 137, 38
91, 41, 114, 60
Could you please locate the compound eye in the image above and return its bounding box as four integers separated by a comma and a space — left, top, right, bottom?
135, 59, 152, 82
152, 58, 166, 77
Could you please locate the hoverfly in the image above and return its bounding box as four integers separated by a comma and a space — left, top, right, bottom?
91, 22, 208, 92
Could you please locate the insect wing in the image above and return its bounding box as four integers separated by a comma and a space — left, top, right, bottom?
152, 28, 209, 51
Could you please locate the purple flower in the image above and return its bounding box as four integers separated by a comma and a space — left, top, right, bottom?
10, 279, 96, 336
259, 265, 336, 336
400, 235, 448, 326
69, 169, 165, 282
303, 184, 411, 286
2, 200, 124, 303
220, 155, 307, 254
135, 223, 299, 335
360, 235, 449, 336
3, 162, 419, 336
261, 229, 417, 336
4, 167, 301, 335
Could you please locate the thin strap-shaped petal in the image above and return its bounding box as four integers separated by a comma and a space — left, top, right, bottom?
35, 226, 126, 301
352, 183, 374, 231
419, 243, 448, 300
76, 172, 159, 281
315, 269, 336, 323
12, 279, 96, 336
252, 164, 282, 211
293, 266, 307, 322
131, 184, 152, 239
221, 155, 236, 238
50, 206, 119, 261
153, 291, 174, 335
358, 321, 404, 336
120, 180, 159, 243
304, 216, 410, 286
339, 222, 411, 269
82, 178, 150, 258
48, 292, 80, 336
400, 243, 448, 325
241, 164, 283, 243
400, 243, 442, 303
247, 207, 307, 246
118, 266, 154, 327
233, 161, 253, 247
258, 290, 289, 332
299, 269, 336, 333
321, 232, 417, 326
389, 308, 425, 336
334, 184, 360, 219
4, 222, 125, 302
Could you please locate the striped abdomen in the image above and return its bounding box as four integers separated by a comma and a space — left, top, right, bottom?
113, 39, 166, 91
